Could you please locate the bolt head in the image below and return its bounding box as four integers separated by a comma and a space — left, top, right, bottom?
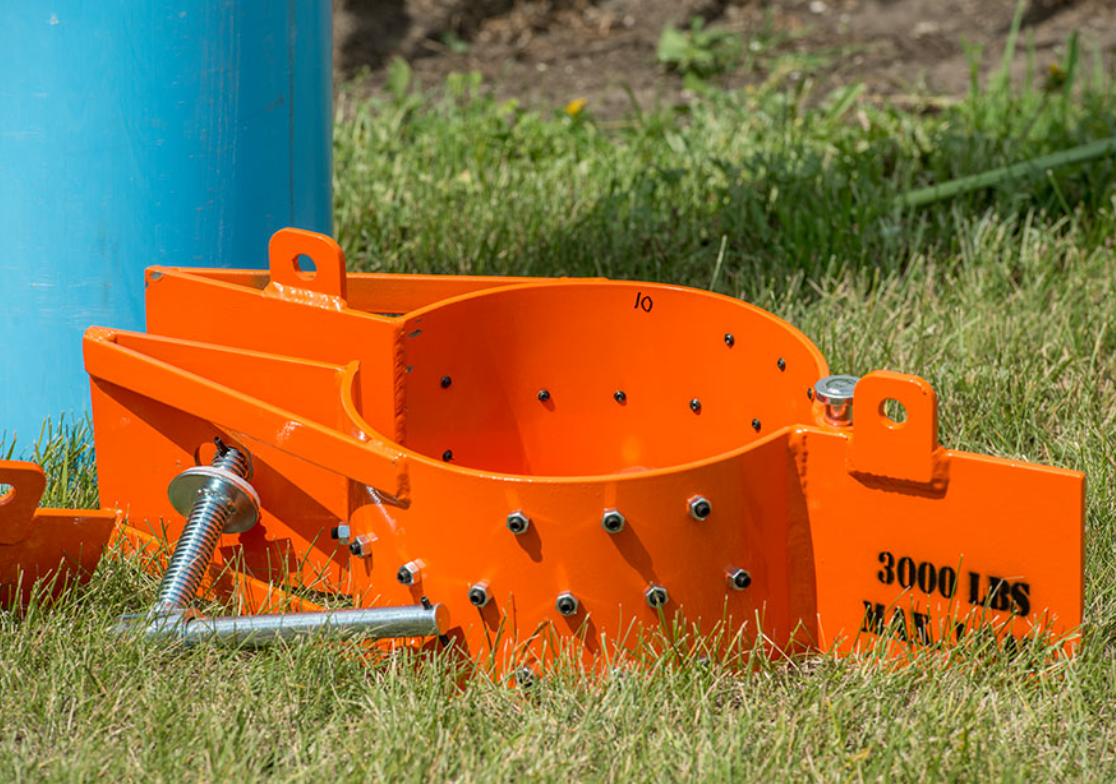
614, 390, 627, 404
724, 333, 735, 347
601, 509, 626, 533
751, 418, 762, 432
442, 449, 453, 462
727, 567, 752, 591
555, 592, 579, 616
690, 398, 702, 413
441, 375, 452, 388
331, 523, 352, 544
777, 357, 786, 371
506, 511, 530, 535
537, 389, 551, 402
468, 583, 490, 608
688, 496, 712, 521
397, 562, 420, 585
645, 584, 669, 609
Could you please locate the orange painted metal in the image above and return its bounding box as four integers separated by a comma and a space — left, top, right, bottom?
0, 461, 119, 605
77, 228, 1083, 667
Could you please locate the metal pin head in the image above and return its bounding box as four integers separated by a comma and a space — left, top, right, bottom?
555, 592, 579, 616
601, 509, 626, 534
645, 584, 669, 608
814, 375, 860, 426
688, 496, 712, 521
506, 511, 530, 535
726, 567, 752, 591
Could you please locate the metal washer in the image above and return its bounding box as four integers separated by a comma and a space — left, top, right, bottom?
167, 466, 261, 534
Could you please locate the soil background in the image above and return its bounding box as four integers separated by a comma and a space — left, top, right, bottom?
333, 0, 1116, 117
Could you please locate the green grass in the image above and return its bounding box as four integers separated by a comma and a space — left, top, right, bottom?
4, 39, 1116, 782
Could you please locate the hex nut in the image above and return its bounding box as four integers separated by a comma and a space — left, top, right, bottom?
397, 561, 421, 586
688, 496, 712, 521
601, 509, 626, 534
726, 567, 752, 591
468, 582, 491, 608
331, 523, 352, 545
555, 591, 579, 616
349, 533, 375, 558
645, 584, 669, 608
506, 511, 530, 535
513, 667, 538, 689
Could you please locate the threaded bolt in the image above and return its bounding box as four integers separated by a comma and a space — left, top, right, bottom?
645, 584, 669, 608
157, 442, 259, 612
555, 592, 579, 616
601, 509, 626, 534
397, 560, 421, 586
726, 567, 752, 591
469, 582, 491, 608
506, 511, 530, 535
688, 496, 712, 521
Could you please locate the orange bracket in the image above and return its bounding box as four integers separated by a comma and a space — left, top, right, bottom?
71, 228, 1084, 669
0, 461, 119, 605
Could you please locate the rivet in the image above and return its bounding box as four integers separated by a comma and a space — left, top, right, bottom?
614, 390, 627, 404
442, 449, 453, 462
537, 389, 551, 402
724, 333, 735, 347
807, 387, 814, 401
751, 419, 761, 432
777, 358, 786, 371
690, 398, 702, 413
440, 375, 452, 388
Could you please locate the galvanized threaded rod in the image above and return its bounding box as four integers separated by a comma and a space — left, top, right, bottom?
156, 445, 259, 612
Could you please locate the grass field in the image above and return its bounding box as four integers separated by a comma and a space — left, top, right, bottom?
3, 37, 1116, 782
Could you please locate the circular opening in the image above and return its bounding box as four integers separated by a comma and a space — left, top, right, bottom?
394, 282, 826, 477
879, 398, 908, 425
295, 254, 317, 281
0, 483, 14, 506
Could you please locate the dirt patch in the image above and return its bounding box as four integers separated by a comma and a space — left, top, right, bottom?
335, 0, 1116, 116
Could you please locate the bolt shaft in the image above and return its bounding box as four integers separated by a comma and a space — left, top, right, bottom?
155, 447, 250, 612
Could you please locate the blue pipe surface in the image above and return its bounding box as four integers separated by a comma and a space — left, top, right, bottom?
0, 1, 332, 453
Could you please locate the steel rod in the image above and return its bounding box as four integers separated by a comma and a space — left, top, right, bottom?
119, 604, 449, 647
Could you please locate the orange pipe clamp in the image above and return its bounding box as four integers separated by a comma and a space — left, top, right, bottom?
76, 228, 1083, 668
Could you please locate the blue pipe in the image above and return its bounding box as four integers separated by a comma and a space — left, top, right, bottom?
0, 1, 332, 454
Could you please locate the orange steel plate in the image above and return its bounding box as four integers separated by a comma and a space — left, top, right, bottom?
78, 228, 1083, 668
0, 461, 119, 605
